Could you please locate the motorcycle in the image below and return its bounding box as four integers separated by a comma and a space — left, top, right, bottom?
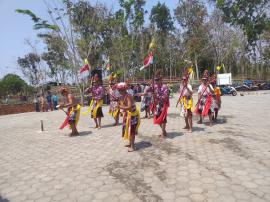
220, 85, 237, 96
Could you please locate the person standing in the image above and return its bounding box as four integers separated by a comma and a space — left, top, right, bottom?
33, 94, 40, 112
84, 74, 104, 129
176, 76, 193, 132
117, 82, 140, 152
153, 70, 169, 138
46, 91, 53, 111
52, 93, 59, 110
194, 70, 214, 126
136, 80, 153, 119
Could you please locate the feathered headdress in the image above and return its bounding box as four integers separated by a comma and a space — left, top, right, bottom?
202, 70, 209, 80
154, 69, 162, 80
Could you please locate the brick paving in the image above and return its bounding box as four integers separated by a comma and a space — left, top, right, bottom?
0, 92, 270, 202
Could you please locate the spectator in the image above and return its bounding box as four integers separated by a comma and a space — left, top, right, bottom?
40, 94, 46, 112
46, 91, 53, 111
33, 95, 40, 112
52, 93, 59, 110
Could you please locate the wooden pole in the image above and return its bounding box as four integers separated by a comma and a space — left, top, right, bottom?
40, 120, 44, 132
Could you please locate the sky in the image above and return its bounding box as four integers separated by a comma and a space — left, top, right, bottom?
0, 0, 179, 80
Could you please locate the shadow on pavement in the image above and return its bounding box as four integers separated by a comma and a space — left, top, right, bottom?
135, 141, 152, 151
192, 127, 205, 132
0, 195, 9, 202
79, 131, 92, 136
166, 132, 183, 139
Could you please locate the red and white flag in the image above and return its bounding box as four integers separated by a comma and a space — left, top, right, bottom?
79, 64, 89, 74
140, 51, 153, 71
79, 59, 90, 79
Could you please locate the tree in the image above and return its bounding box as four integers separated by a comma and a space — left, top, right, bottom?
214, 0, 270, 46
41, 32, 69, 83
0, 74, 27, 95
174, 0, 208, 79
150, 2, 174, 34
17, 53, 41, 86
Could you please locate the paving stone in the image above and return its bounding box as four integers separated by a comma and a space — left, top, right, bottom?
0, 94, 270, 202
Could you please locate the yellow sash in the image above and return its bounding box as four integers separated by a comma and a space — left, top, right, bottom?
83, 99, 103, 118
180, 97, 193, 111
109, 108, 120, 119
68, 104, 81, 129
123, 106, 140, 140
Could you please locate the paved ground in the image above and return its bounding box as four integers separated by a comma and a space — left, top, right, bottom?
0, 92, 270, 202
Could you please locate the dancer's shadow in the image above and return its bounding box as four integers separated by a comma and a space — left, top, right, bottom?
135, 141, 152, 151
166, 132, 184, 139
79, 131, 92, 136
101, 123, 122, 128
192, 127, 205, 132
0, 195, 9, 202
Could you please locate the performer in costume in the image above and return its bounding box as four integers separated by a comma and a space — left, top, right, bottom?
58, 88, 80, 137
210, 75, 221, 121
84, 74, 104, 129
136, 80, 153, 119
117, 82, 140, 152
177, 75, 193, 132
108, 74, 120, 126
194, 70, 214, 126
153, 69, 169, 138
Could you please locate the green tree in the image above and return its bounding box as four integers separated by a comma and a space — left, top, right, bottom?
174, 0, 208, 79
0, 74, 27, 95
150, 2, 174, 33
214, 0, 270, 46
17, 53, 41, 86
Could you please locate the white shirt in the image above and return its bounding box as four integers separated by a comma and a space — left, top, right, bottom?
179, 84, 192, 97
198, 84, 213, 96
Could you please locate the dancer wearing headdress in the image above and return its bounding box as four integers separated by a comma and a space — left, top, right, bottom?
84, 73, 105, 129
177, 71, 193, 132
58, 88, 81, 137
153, 69, 169, 138
108, 74, 120, 126
117, 82, 140, 152
194, 70, 214, 126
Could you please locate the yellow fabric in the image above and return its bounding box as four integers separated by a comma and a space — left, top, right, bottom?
180, 96, 193, 111
68, 104, 81, 129
123, 106, 140, 140
109, 108, 120, 119
82, 99, 103, 118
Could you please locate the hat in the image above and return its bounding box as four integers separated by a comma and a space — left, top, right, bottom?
202, 70, 209, 80
155, 69, 162, 80
59, 87, 68, 94
117, 82, 128, 91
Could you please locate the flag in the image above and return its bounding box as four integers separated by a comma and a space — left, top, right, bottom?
79, 58, 90, 79
216, 65, 221, 71
140, 52, 153, 71
149, 38, 155, 50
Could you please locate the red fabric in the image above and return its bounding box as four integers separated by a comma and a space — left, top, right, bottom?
202, 95, 212, 116
143, 51, 153, 66
59, 115, 69, 129
59, 109, 71, 129
153, 104, 168, 125
79, 64, 89, 73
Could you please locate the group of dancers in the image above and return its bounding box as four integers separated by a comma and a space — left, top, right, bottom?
57, 68, 221, 152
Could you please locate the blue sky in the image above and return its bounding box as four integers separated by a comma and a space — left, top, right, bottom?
0, 0, 179, 79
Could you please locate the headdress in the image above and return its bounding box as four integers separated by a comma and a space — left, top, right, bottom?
117, 82, 128, 91
59, 87, 69, 94
154, 69, 162, 81
202, 70, 209, 80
